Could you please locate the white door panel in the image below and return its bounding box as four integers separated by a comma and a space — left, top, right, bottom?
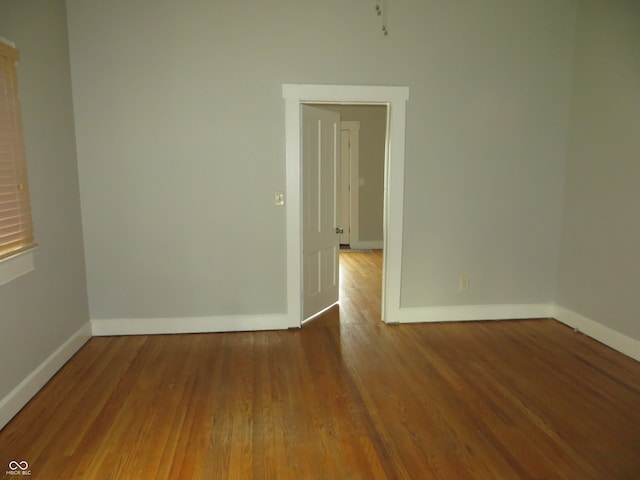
302, 105, 340, 320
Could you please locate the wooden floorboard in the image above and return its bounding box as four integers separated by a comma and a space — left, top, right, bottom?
2, 250, 640, 479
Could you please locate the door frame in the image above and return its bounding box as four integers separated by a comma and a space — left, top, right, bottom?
282, 84, 409, 327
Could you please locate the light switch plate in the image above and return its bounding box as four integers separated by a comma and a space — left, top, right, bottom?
275, 191, 285, 206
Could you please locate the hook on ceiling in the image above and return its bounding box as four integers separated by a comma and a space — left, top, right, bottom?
374, 0, 389, 36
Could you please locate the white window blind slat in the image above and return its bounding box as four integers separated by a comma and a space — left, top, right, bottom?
0, 41, 35, 261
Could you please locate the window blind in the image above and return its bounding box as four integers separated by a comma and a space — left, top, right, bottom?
0, 41, 35, 260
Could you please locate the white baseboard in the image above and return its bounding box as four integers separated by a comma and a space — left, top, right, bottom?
393, 302, 640, 362
552, 305, 640, 362
0, 321, 91, 430
394, 303, 553, 324
91, 314, 294, 336
350, 240, 383, 250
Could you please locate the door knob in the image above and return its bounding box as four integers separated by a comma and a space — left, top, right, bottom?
335, 227, 344, 234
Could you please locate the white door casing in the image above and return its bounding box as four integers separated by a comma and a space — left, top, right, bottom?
302, 105, 341, 320
283, 84, 410, 326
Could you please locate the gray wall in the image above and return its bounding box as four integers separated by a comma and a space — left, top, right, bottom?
0, 0, 89, 400
556, 0, 640, 340
317, 105, 387, 243
66, 0, 577, 321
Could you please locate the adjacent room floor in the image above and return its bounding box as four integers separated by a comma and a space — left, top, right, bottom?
1, 251, 639, 479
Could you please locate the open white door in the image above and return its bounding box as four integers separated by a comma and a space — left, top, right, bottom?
302, 105, 341, 320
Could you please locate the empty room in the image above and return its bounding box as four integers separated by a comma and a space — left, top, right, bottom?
1, 0, 639, 478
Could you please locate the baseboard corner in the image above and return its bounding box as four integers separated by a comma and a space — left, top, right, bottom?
552, 305, 640, 362
0, 321, 91, 430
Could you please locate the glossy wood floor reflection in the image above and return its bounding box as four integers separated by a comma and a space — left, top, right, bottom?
2, 253, 640, 479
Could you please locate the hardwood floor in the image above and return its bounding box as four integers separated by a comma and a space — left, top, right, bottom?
2, 251, 640, 479
306, 249, 384, 327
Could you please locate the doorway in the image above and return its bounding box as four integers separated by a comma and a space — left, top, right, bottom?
302, 104, 387, 324
318, 105, 387, 251
282, 84, 410, 327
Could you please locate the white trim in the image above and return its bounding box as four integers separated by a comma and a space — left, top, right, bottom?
553, 305, 640, 362
91, 314, 292, 336
0, 322, 91, 430
283, 84, 409, 327
0, 250, 35, 287
350, 240, 384, 250
395, 304, 553, 324
0, 37, 16, 48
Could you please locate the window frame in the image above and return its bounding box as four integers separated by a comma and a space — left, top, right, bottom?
0, 38, 36, 285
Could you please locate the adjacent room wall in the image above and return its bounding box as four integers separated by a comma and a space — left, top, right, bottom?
66, 0, 577, 325
315, 104, 387, 245
556, 0, 640, 341
0, 0, 89, 416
